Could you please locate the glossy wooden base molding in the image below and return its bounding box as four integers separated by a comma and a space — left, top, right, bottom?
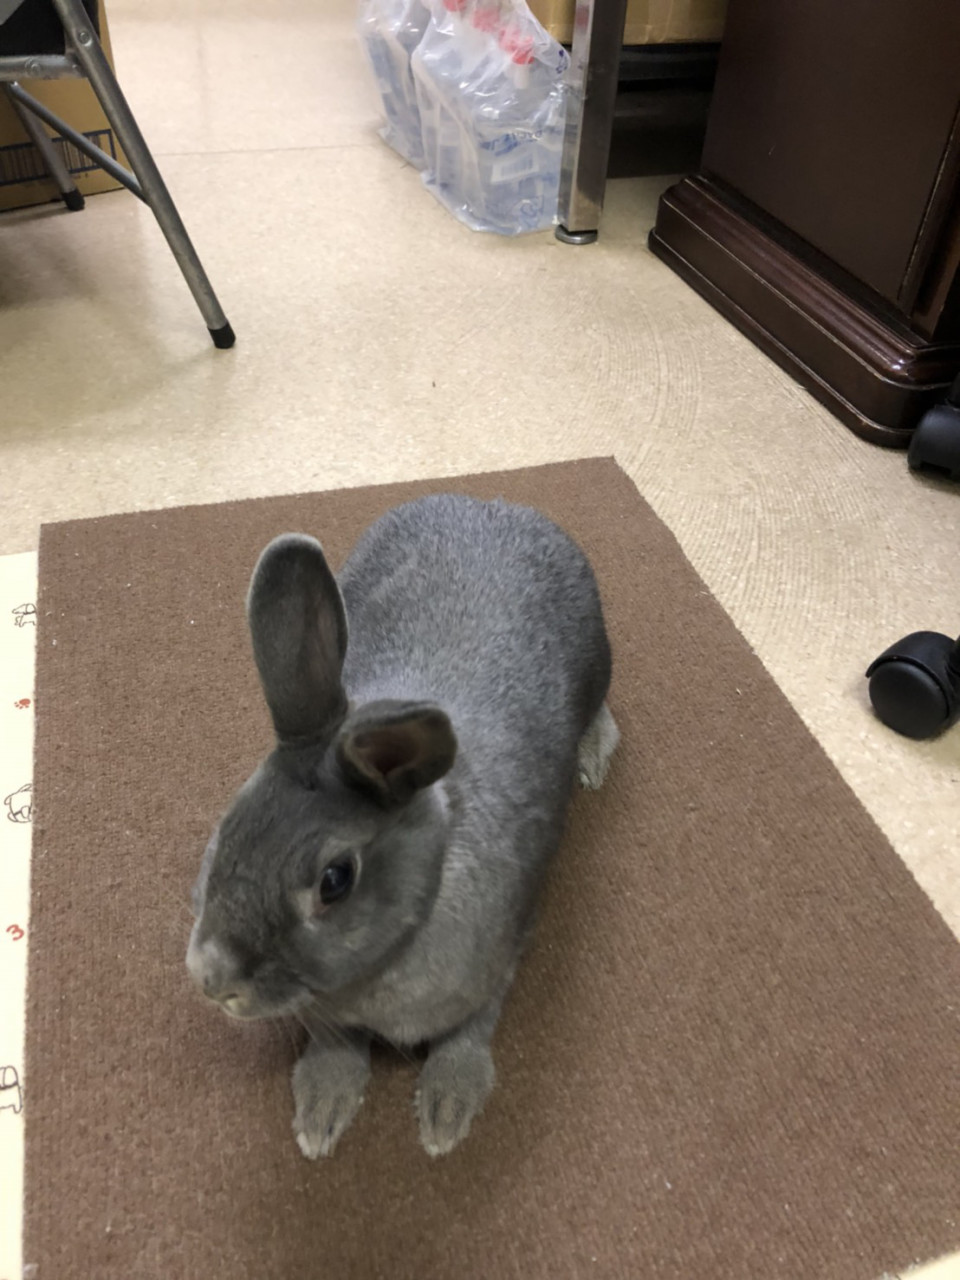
649, 176, 960, 447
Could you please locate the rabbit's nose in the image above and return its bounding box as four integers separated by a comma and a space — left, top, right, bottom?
186, 933, 244, 1001
203, 976, 238, 1002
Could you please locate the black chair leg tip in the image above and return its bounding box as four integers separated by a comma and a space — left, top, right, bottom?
63, 189, 85, 211
209, 321, 236, 350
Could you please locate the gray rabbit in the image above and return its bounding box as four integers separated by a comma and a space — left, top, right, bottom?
187, 494, 619, 1157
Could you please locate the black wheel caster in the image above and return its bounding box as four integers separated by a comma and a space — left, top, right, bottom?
908, 371, 960, 480
908, 404, 960, 480
866, 631, 960, 739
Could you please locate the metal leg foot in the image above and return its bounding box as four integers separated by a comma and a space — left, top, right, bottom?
50, 0, 235, 344
3, 82, 85, 211
555, 225, 598, 245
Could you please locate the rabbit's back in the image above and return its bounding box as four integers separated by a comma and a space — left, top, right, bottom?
338, 494, 610, 745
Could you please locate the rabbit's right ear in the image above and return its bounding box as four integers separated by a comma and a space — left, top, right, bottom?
246, 534, 348, 747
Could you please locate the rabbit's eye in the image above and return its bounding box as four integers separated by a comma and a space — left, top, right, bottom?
317, 857, 356, 909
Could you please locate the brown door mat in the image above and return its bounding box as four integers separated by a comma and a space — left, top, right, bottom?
24, 458, 960, 1280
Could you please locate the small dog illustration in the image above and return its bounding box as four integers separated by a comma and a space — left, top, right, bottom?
12, 603, 37, 628
4, 783, 32, 823
0, 1065, 23, 1115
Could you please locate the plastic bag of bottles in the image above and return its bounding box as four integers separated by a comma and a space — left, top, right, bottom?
358, 0, 431, 168
410, 0, 569, 235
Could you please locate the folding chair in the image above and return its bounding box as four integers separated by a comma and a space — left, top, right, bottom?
0, 0, 235, 347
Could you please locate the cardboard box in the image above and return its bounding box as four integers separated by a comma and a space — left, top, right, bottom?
527, 0, 727, 47
0, 1, 126, 213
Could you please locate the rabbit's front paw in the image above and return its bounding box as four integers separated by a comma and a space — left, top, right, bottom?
416, 1044, 495, 1157
292, 1044, 369, 1159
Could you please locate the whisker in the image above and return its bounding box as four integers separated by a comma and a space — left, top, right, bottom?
296, 1000, 366, 1063
297, 995, 422, 1068
380, 1036, 419, 1067
314, 995, 419, 1067
271, 1015, 302, 1059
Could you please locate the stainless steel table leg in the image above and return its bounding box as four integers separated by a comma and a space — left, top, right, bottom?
556, 0, 629, 244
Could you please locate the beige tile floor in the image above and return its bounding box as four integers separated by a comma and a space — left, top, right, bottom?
0, 0, 958, 1275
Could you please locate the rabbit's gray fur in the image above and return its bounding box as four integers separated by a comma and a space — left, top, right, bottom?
187, 494, 617, 1157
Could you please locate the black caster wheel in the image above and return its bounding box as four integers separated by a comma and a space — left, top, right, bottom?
908, 370, 960, 480
908, 403, 960, 480
866, 631, 960, 739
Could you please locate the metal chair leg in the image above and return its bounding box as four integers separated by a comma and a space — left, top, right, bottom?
3, 82, 85, 210
555, 0, 629, 245
49, 0, 236, 347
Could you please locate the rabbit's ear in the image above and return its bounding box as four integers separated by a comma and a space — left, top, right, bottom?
246, 534, 348, 746
337, 701, 457, 805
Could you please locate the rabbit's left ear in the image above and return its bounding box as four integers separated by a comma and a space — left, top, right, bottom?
246, 534, 349, 747
336, 701, 457, 805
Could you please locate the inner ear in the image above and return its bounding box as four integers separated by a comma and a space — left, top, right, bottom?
359, 731, 415, 777
337, 702, 457, 805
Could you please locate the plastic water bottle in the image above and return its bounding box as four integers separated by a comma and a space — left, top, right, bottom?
359, 0, 430, 168
412, 1, 459, 193
412, 0, 568, 235
468, 19, 566, 234
414, 0, 493, 206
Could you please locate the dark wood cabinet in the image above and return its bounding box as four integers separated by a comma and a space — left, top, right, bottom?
649, 0, 960, 445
